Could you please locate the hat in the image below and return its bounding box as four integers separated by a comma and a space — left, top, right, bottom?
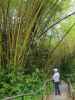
53, 68, 58, 72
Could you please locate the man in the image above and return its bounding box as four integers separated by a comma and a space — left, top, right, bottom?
52, 68, 61, 95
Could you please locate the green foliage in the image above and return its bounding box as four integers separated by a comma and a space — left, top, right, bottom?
0, 68, 52, 99
0, 0, 75, 99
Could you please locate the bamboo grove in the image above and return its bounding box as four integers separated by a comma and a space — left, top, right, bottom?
0, 0, 75, 75
0, 0, 65, 71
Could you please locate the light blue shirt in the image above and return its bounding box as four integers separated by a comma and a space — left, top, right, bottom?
52, 72, 60, 82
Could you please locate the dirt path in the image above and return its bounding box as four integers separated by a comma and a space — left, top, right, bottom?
46, 94, 72, 100
43, 81, 72, 100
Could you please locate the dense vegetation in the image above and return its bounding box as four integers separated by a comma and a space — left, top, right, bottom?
0, 0, 75, 99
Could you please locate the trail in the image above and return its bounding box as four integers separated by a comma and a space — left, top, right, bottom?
43, 81, 72, 100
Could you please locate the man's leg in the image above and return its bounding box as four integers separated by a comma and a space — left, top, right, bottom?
55, 83, 58, 95
57, 82, 60, 95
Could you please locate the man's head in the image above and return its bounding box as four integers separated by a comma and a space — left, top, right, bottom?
53, 68, 58, 72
